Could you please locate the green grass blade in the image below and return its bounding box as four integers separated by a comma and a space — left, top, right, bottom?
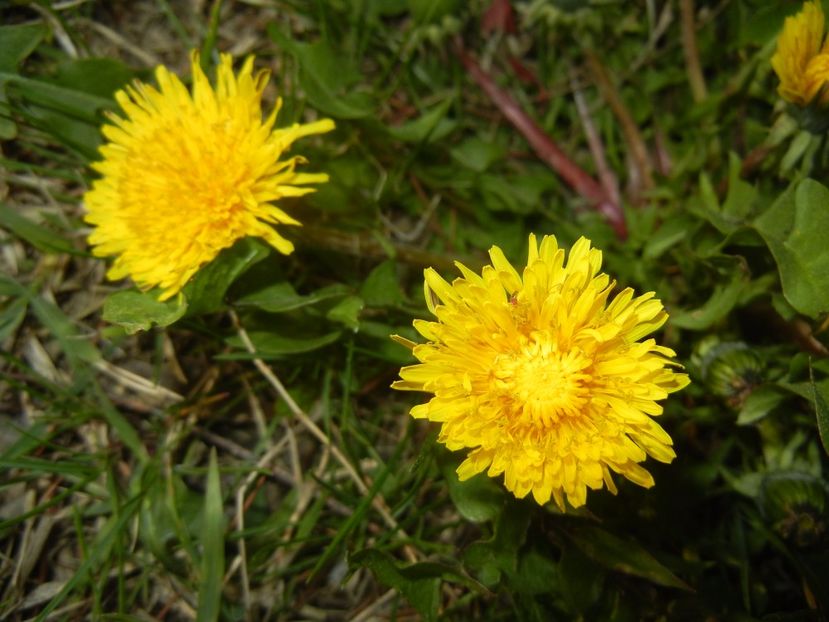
196, 449, 225, 622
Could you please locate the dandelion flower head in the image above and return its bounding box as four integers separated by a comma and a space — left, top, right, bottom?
84, 51, 334, 300
772, 1, 829, 107
392, 235, 690, 510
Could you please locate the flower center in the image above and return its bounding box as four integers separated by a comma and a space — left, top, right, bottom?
494, 339, 592, 426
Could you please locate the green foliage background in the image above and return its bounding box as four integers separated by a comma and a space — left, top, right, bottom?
1, 0, 829, 620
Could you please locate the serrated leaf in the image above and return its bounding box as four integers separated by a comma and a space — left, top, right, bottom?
359, 261, 405, 307
462, 502, 530, 586
326, 295, 363, 330
450, 136, 505, 173
754, 179, 829, 318
184, 238, 270, 316
643, 215, 695, 260
480, 172, 557, 214
566, 524, 691, 591
780, 130, 813, 174
350, 553, 487, 616
721, 152, 758, 222
440, 461, 504, 523
387, 97, 455, 143
736, 386, 786, 425
671, 270, 748, 330
223, 329, 341, 358
349, 549, 440, 621
270, 29, 373, 119
235, 282, 350, 313
52, 57, 133, 99
558, 547, 604, 612
0, 23, 47, 73
196, 450, 225, 622
102, 290, 187, 334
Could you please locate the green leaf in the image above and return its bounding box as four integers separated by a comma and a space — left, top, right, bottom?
720, 152, 758, 222
349, 549, 440, 621
235, 282, 350, 313
223, 329, 341, 358
810, 363, 829, 457
359, 261, 405, 307
52, 57, 133, 99
326, 295, 364, 330
565, 524, 691, 591
736, 386, 786, 425
137, 465, 190, 575
269, 30, 373, 119
0, 203, 78, 255
102, 290, 188, 334
440, 460, 504, 523
462, 502, 530, 586
351, 553, 486, 616
184, 238, 271, 316
642, 215, 695, 260
480, 172, 556, 214
558, 547, 605, 613
0, 23, 47, 73
754, 179, 829, 317
196, 449, 225, 622
780, 130, 813, 174
387, 97, 455, 143
450, 137, 505, 173
671, 270, 748, 330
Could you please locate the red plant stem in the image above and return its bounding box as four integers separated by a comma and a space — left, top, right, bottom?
455, 42, 627, 239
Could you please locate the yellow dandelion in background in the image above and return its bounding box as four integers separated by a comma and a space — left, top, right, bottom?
772, 1, 829, 107
84, 51, 334, 300
392, 235, 690, 510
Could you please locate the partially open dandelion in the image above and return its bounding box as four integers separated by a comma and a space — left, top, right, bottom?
392, 235, 689, 510
84, 51, 334, 300
771, 1, 829, 107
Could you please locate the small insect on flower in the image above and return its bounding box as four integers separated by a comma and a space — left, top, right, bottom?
771, 1, 829, 107
392, 235, 690, 511
84, 51, 334, 300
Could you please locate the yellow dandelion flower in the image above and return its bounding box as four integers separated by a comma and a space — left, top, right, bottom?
84, 51, 334, 300
392, 235, 690, 510
772, 1, 829, 107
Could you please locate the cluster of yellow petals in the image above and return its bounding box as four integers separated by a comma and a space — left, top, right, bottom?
393, 235, 689, 510
84, 51, 334, 300
772, 1, 829, 107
